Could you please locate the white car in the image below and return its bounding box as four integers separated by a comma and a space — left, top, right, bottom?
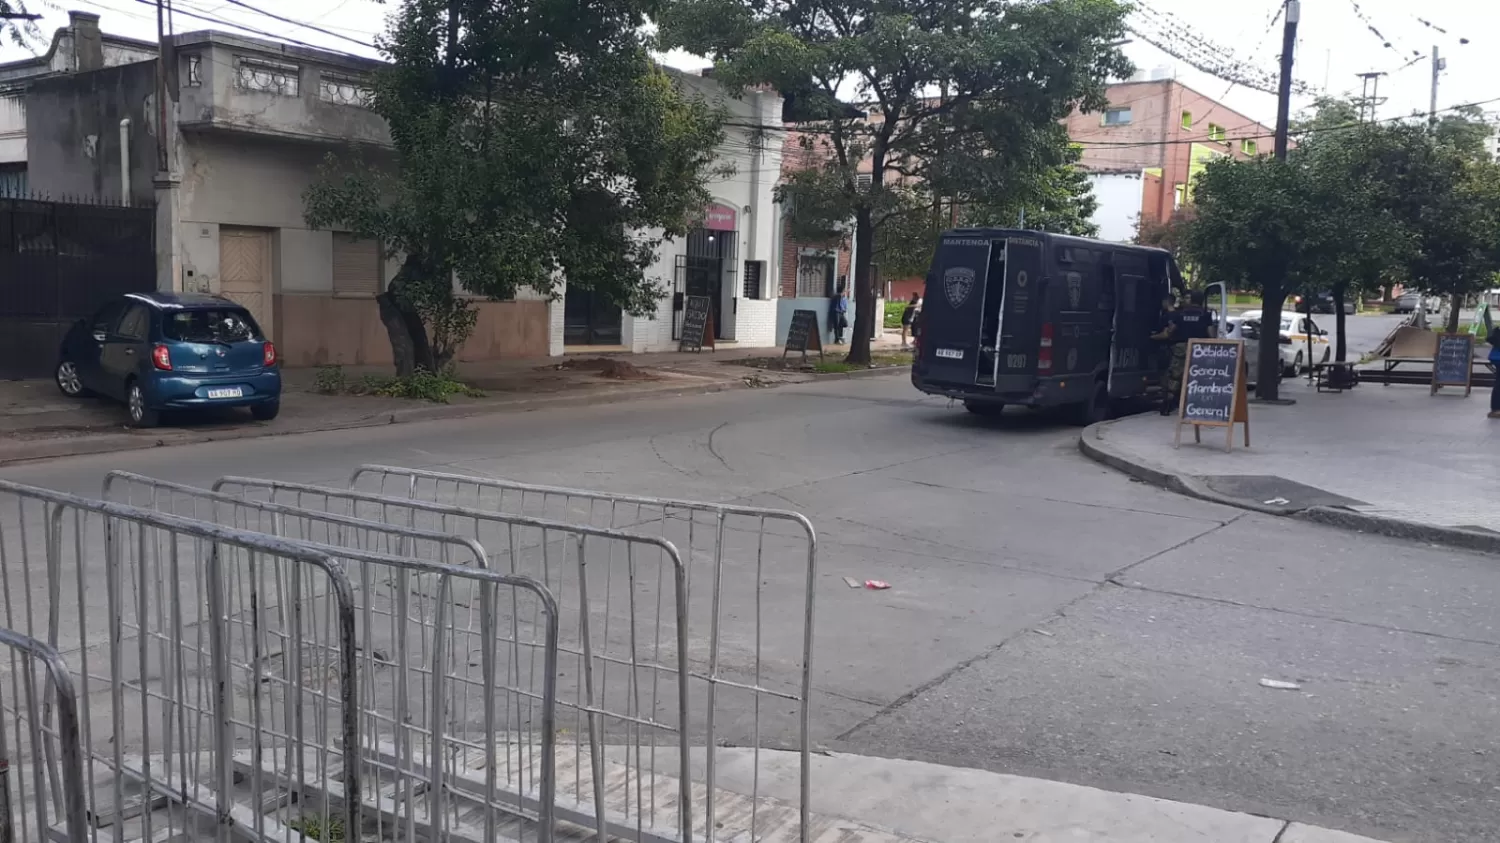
1223, 310, 1331, 377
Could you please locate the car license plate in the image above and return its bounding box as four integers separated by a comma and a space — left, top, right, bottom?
207, 387, 243, 399
935, 348, 964, 360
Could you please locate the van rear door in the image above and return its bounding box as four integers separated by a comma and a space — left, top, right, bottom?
1108, 253, 1153, 396
919, 235, 993, 385
991, 235, 1044, 391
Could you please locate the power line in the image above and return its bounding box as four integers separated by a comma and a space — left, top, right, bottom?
216, 0, 373, 49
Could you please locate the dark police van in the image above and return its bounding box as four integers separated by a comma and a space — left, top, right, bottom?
911, 228, 1185, 423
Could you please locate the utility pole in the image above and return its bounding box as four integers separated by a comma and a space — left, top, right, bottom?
1260, 0, 1300, 403
1428, 46, 1445, 127
1272, 0, 1300, 161
153, 0, 183, 292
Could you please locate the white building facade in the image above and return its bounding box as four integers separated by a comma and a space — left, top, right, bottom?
562, 74, 784, 353
1085, 170, 1146, 243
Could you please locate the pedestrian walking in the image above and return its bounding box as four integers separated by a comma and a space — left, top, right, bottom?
900, 292, 921, 349
830, 285, 849, 344
1488, 326, 1500, 419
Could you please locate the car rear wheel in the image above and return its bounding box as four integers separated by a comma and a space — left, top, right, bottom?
250, 401, 280, 422
1287, 351, 1304, 376
126, 381, 159, 428
55, 360, 88, 398
963, 400, 1005, 417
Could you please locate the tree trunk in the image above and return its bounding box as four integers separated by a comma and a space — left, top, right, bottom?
1447, 292, 1464, 333
1256, 277, 1284, 401
846, 205, 876, 365
1332, 284, 1348, 363
381, 256, 438, 377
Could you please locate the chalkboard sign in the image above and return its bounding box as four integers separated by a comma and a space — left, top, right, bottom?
679, 295, 712, 353
1431, 332, 1474, 396
1174, 338, 1250, 451
782, 309, 824, 361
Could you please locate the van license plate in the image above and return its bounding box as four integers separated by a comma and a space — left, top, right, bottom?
935, 348, 964, 360
207, 387, 243, 399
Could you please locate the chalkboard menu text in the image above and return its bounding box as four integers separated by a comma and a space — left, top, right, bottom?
1431, 332, 1473, 396
783, 309, 824, 361
1174, 338, 1250, 451
679, 295, 713, 353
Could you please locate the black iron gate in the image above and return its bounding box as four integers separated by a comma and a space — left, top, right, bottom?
0, 196, 156, 380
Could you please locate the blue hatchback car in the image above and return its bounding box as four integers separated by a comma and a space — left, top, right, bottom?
55, 292, 282, 427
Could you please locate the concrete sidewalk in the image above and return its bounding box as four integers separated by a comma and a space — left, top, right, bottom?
0, 338, 911, 465
687, 748, 1387, 842
1081, 377, 1500, 551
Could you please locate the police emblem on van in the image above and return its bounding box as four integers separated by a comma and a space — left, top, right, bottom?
1067, 274, 1082, 309
944, 267, 975, 308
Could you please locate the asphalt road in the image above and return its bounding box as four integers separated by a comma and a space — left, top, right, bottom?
2, 375, 1492, 843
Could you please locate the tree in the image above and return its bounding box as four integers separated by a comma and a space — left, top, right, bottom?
1185, 156, 1313, 399
872, 154, 1100, 282
305, 0, 726, 375
0, 3, 41, 49
962, 157, 1100, 236
658, 0, 1131, 363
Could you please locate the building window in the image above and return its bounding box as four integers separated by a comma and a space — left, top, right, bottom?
186, 54, 202, 87
1180, 110, 1192, 129
1173, 183, 1186, 209
319, 72, 374, 108
1208, 123, 1226, 142
1102, 108, 1133, 126
332, 232, 382, 295
855, 172, 873, 191
796, 250, 836, 298
235, 57, 300, 96
0, 163, 25, 197
1240, 139, 1258, 156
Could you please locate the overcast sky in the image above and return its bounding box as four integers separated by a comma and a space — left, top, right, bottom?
2, 0, 1493, 130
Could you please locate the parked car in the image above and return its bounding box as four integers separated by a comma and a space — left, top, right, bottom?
1392, 292, 1443, 314
1293, 291, 1355, 315
54, 292, 281, 427
1224, 310, 1331, 378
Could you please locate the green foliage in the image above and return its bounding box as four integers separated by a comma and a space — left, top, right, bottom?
658, 0, 1132, 362
883, 299, 905, 329
372, 368, 485, 403
1186, 98, 1500, 373
288, 814, 345, 842
311, 364, 482, 403
304, 0, 727, 374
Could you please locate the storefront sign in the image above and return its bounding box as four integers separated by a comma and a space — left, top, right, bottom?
702, 203, 738, 232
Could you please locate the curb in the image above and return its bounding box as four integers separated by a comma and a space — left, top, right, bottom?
1078, 419, 1500, 555
0, 366, 909, 469
0, 375, 751, 468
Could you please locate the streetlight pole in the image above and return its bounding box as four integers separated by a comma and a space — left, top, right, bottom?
1272, 0, 1300, 161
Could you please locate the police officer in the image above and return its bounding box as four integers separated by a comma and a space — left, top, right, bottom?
1158, 290, 1216, 415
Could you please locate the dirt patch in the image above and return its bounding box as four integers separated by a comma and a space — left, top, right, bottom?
548, 357, 660, 381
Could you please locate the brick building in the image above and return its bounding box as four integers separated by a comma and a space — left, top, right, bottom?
1065, 75, 1274, 237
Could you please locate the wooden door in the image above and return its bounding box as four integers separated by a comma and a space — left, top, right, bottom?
219, 227, 273, 339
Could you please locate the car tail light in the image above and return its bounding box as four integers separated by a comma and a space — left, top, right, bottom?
263, 342, 278, 367
1038, 323, 1054, 372
151, 345, 172, 371
1279, 335, 1293, 345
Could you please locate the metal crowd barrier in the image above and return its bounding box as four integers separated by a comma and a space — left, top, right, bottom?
0, 628, 87, 843
0, 479, 360, 843
348, 465, 819, 843
102, 472, 562, 843
209, 476, 695, 843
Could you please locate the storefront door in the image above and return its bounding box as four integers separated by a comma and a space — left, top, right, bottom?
563, 287, 623, 346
